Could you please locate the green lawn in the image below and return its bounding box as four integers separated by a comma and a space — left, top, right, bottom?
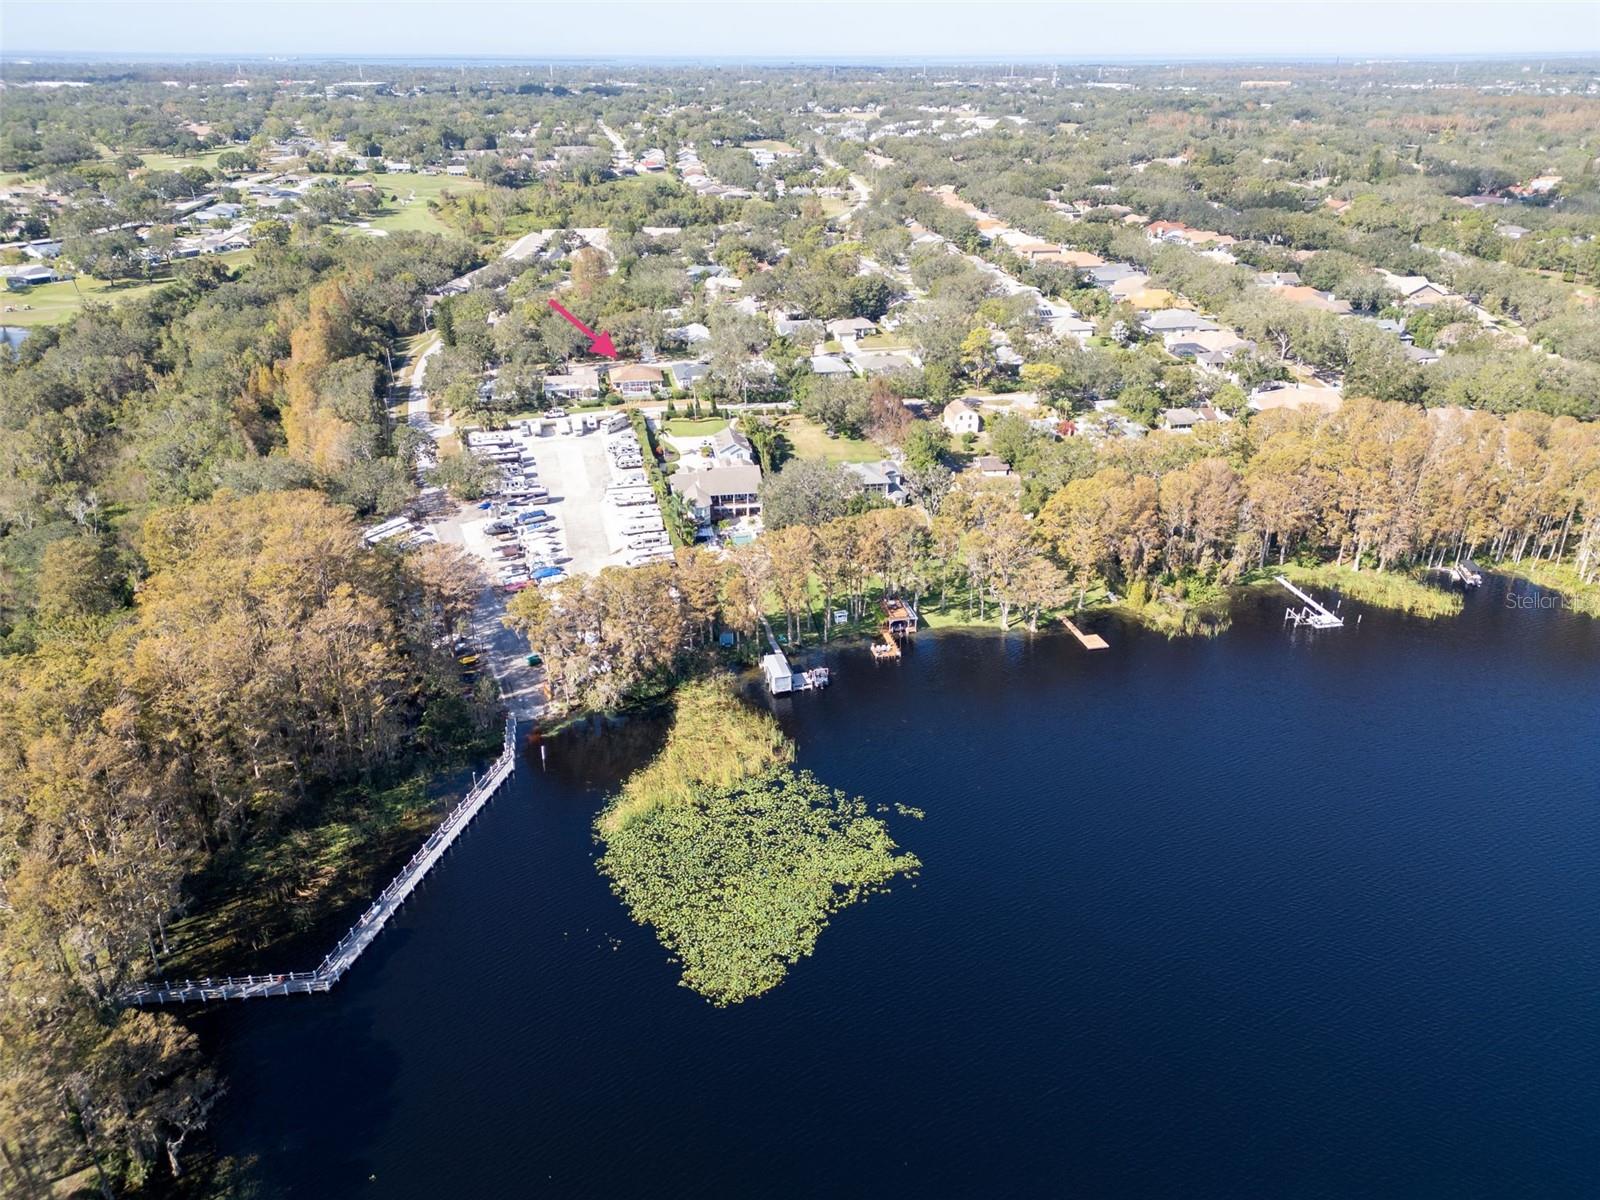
0, 250, 254, 328
2, 276, 171, 327
744, 139, 800, 153
348, 171, 483, 236
662, 416, 730, 437
778, 415, 883, 463
855, 333, 910, 351
135, 147, 229, 174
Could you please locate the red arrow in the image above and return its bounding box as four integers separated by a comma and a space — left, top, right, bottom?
547, 297, 617, 359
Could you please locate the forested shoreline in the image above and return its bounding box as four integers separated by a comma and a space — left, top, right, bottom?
0, 232, 501, 1195
508, 396, 1600, 718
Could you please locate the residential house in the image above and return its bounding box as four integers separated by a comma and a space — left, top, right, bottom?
1140, 309, 1218, 336
826, 316, 877, 341
2, 264, 62, 289
971, 454, 1013, 478
670, 464, 763, 523
844, 459, 905, 504
1373, 318, 1413, 344
809, 354, 854, 376
1160, 405, 1232, 433
1248, 381, 1343, 415
772, 316, 816, 339
1105, 274, 1153, 302
608, 364, 665, 399
849, 350, 919, 377
941, 398, 983, 436
667, 361, 712, 391
1049, 313, 1097, 345
1381, 273, 1452, 307
198, 227, 252, 254
542, 365, 602, 401
709, 426, 757, 467
666, 322, 711, 345
1270, 285, 1352, 315
1255, 270, 1301, 288
1087, 263, 1141, 288
192, 202, 243, 224
1165, 333, 1252, 368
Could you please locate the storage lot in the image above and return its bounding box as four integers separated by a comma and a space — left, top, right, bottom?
446, 418, 670, 587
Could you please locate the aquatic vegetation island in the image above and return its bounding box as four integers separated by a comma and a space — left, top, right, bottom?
596, 681, 920, 1004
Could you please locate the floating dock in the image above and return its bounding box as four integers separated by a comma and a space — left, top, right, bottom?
1275, 575, 1345, 629
1063, 618, 1109, 650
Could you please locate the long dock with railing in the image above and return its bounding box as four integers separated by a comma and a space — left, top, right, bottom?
1275, 575, 1345, 629
119, 718, 520, 1006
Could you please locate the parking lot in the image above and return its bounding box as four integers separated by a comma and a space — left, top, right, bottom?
444, 415, 672, 596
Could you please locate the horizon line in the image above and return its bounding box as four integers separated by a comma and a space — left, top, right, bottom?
5, 51, 1599, 66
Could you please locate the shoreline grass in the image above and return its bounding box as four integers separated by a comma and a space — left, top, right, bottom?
1493, 559, 1600, 618
598, 678, 792, 834
1255, 562, 1464, 619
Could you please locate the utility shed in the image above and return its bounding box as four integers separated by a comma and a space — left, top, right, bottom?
761, 653, 794, 695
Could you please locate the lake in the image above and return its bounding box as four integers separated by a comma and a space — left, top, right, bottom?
211, 575, 1600, 1198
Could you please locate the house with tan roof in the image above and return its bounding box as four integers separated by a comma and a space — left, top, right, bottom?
1106, 273, 1153, 301
543, 365, 602, 400
826, 316, 878, 341
1121, 286, 1177, 309
1271, 285, 1353, 315
670, 464, 762, 523
1380, 272, 1452, 308
1042, 249, 1105, 269
1248, 381, 1343, 415
608, 363, 665, 398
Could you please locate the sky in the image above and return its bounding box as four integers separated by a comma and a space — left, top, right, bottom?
2, 0, 1598, 62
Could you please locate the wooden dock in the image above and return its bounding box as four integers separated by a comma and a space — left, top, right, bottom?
1062, 618, 1109, 650
119, 718, 520, 1006
1275, 575, 1344, 629
871, 630, 902, 659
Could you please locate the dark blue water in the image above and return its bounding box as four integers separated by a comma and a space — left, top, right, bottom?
212, 576, 1600, 1198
